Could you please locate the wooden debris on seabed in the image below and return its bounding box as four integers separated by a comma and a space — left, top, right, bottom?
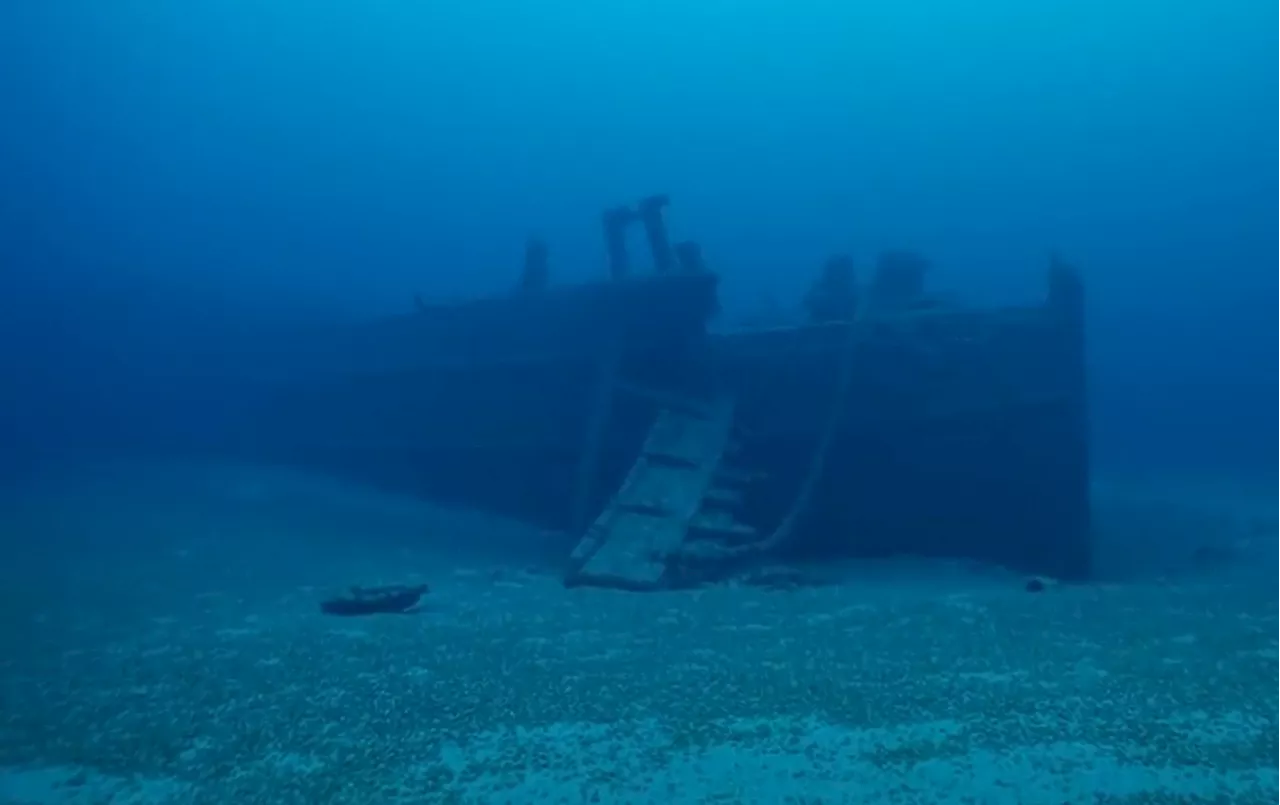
319, 584, 429, 616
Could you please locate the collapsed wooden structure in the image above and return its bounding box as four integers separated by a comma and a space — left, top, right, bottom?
253, 196, 1091, 589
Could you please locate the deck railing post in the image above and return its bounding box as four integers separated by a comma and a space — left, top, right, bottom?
637, 194, 675, 274
602, 207, 633, 280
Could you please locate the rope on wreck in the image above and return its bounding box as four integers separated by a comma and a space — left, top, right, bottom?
747, 305, 865, 555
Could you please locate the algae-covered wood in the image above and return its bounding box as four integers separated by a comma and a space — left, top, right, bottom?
567, 397, 737, 590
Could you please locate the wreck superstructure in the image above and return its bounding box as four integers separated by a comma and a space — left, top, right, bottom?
253, 195, 1090, 589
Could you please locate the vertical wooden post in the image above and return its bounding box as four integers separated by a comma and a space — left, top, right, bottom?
602, 208, 632, 280
568, 343, 622, 535
637, 194, 675, 274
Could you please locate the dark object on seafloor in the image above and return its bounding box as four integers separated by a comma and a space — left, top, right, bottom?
1190, 543, 1237, 568
1024, 577, 1046, 593
320, 584, 430, 616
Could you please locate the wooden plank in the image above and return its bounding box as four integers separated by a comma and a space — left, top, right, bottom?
567, 398, 735, 589
571, 507, 688, 590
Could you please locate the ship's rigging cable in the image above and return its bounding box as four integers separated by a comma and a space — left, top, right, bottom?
749, 307, 865, 553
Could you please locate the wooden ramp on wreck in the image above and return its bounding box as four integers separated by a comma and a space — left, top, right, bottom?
246, 255, 1091, 590
565, 393, 765, 590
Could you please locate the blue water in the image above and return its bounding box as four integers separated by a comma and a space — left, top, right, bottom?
0, 3, 1274, 803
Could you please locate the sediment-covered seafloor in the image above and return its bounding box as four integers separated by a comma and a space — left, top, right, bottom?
0, 461, 1274, 805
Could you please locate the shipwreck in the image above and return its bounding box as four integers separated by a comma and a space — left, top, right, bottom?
252, 195, 1091, 590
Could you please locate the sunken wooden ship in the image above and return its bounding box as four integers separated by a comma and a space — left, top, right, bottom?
256, 195, 1090, 590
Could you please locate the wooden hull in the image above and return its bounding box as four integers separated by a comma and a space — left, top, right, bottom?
249, 266, 1090, 581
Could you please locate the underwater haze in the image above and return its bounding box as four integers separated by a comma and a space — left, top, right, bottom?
0, 2, 1276, 804
0, 0, 1274, 467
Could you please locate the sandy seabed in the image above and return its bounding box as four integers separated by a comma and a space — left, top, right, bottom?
0, 459, 1274, 805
